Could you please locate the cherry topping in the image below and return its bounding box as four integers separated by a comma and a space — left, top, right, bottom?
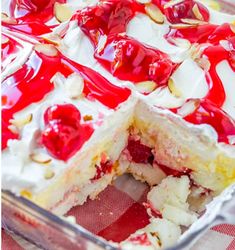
9, 0, 66, 23
72, 0, 142, 45
163, 0, 209, 24
92, 161, 113, 180
44, 104, 81, 129
2, 41, 131, 151
41, 104, 94, 161
95, 34, 176, 86
127, 138, 154, 164
184, 100, 235, 144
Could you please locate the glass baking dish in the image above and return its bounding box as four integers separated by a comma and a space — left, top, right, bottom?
2, 1, 235, 249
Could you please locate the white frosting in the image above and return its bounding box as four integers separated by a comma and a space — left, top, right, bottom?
217, 60, 235, 119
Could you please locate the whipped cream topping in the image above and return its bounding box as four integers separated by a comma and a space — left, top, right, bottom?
59, 0, 235, 145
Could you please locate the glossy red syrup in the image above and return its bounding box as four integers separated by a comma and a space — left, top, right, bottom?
2, 46, 131, 152
166, 23, 234, 45
92, 161, 113, 180
9, 0, 66, 23
95, 35, 176, 86
2, 20, 52, 36
203, 44, 235, 108
73, 0, 176, 86
162, 0, 209, 24
42, 104, 94, 161
166, 24, 218, 44
72, 0, 143, 45
127, 138, 154, 164
1, 34, 23, 67
183, 100, 235, 144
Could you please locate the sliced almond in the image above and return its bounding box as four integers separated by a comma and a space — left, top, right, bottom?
195, 57, 211, 71
169, 23, 197, 29
1, 13, 17, 24
168, 37, 191, 49
10, 113, 33, 129
42, 34, 62, 46
30, 153, 52, 164
135, 81, 157, 94
192, 4, 203, 21
168, 78, 182, 97
189, 44, 202, 60
145, 4, 164, 24
230, 23, 235, 34
164, 0, 184, 9
20, 189, 32, 199
97, 35, 107, 53
2, 35, 9, 45
136, 0, 151, 3
44, 168, 55, 180
83, 115, 93, 121
65, 73, 84, 99
181, 18, 206, 25
177, 99, 200, 117
34, 44, 58, 57
8, 125, 19, 134
54, 3, 73, 23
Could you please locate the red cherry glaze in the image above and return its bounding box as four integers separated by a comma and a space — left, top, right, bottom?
128, 233, 151, 246
72, 0, 143, 46
44, 104, 81, 128
183, 100, 235, 144
203, 44, 235, 107
95, 35, 176, 86
2, 21, 52, 36
72, 0, 175, 86
127, 138, 154, 164
92, 161, 113, 180
1, 34, 23, 68
166, 23, 234, 45
163, 0, 209, 24
42, 104, 94, 161
166, 24, 218, 44
2, 44, 131, 151
9, 0, 66, 23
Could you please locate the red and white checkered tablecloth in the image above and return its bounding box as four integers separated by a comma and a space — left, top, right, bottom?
2, 175, 235, 250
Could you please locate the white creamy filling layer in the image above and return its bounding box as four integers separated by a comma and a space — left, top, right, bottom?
2, 73, 136, 194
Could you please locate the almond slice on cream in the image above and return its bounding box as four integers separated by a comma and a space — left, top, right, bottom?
168, 37, 191, 49
1, 35, 9, 45
1, 13, 17, 24
44, 168, 55, 180
10, 114, 33, 129
164, 0, 184, 9
192, 4, 203, 21
195, 58, 211, 71
177, 99, 200, 117
170, 23, 197, 29
54, 3, 73, 23
34, 44, 58, 57
145, 4, 164, 24
30, 153, 52, 164
181, 18, 206, 25
135, 81, 157, 94
168, 78, 182, 97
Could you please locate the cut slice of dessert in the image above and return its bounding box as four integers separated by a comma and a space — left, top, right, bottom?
60, 0, 235, 196
1, 31, 135, 215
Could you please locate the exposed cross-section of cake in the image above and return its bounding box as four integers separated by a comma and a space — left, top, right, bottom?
1, 0, 235, 249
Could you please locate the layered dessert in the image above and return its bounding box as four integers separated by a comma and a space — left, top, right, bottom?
2, 0, 235, 248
